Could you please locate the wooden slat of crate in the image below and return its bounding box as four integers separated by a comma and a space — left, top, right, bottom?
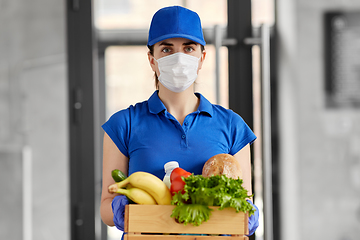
124, 204, 249, 239
124, 234, 248, 240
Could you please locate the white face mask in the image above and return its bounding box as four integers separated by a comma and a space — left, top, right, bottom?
155, 52, 200, 93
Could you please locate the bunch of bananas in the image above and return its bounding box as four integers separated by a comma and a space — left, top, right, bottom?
108, 170, 172, 205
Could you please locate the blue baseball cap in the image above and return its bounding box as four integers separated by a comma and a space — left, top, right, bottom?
147, 6, 206, 47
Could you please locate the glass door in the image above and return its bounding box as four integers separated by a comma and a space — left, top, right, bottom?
94, 1, 275, 240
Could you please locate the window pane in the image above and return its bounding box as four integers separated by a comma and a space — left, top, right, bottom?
105, 46, 155, 118
252, 0, 275, 26
185, 0, 227, 27
95, 0, 182, 29
95, 0, 227, 29
195, 45, 229, 108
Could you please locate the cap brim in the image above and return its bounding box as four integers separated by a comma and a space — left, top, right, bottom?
147, 33, 206, 47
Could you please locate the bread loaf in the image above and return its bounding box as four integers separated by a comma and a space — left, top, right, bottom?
202, 153, 242, 179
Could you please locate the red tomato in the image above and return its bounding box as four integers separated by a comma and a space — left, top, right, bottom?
170, 168, 191, 183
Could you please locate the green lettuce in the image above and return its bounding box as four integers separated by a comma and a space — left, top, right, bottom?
171, 174, 255, 226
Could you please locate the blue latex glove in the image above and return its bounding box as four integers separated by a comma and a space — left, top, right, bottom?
247, 200, 259, 236
111, 195, 129, 231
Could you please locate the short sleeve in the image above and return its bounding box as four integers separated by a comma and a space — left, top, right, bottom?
229, 111, 257, 155
102, 109, 130, 158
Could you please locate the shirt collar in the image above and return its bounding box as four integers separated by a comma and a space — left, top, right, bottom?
148, 90, 213, 117
148, 91, 166, 114
195, 92, 213, 117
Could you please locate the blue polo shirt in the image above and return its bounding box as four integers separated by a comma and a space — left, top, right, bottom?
102, 91, 256, 179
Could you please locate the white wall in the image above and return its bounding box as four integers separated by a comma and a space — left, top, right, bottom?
0, 1, 69, 239
277, 0, 360, 239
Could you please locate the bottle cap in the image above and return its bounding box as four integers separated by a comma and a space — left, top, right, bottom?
164, 161, 179, 172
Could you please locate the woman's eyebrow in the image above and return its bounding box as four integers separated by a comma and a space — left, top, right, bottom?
159, 41, 173, 46
183, 41, 198, 46
158, 41, 198, 46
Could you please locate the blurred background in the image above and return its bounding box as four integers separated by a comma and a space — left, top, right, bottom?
1, 0, 360, 240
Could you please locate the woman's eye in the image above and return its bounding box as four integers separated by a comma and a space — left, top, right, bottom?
162, 48, 171, 53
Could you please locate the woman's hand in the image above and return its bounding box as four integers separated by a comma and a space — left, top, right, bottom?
247, 200, 259, 236
111, 195, 129, 231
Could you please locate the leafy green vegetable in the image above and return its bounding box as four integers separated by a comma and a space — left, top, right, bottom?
171, 174, 255, 226
171, 203, 213, 226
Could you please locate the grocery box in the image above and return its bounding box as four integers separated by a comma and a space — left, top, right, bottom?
124, 204, 249, 240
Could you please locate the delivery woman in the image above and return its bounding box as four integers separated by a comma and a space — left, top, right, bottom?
100, 5, 259, 237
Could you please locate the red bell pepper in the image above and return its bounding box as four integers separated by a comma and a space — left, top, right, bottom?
169, 167, 191, 195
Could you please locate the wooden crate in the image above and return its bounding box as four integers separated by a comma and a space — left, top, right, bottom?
124, 204, 249, 240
